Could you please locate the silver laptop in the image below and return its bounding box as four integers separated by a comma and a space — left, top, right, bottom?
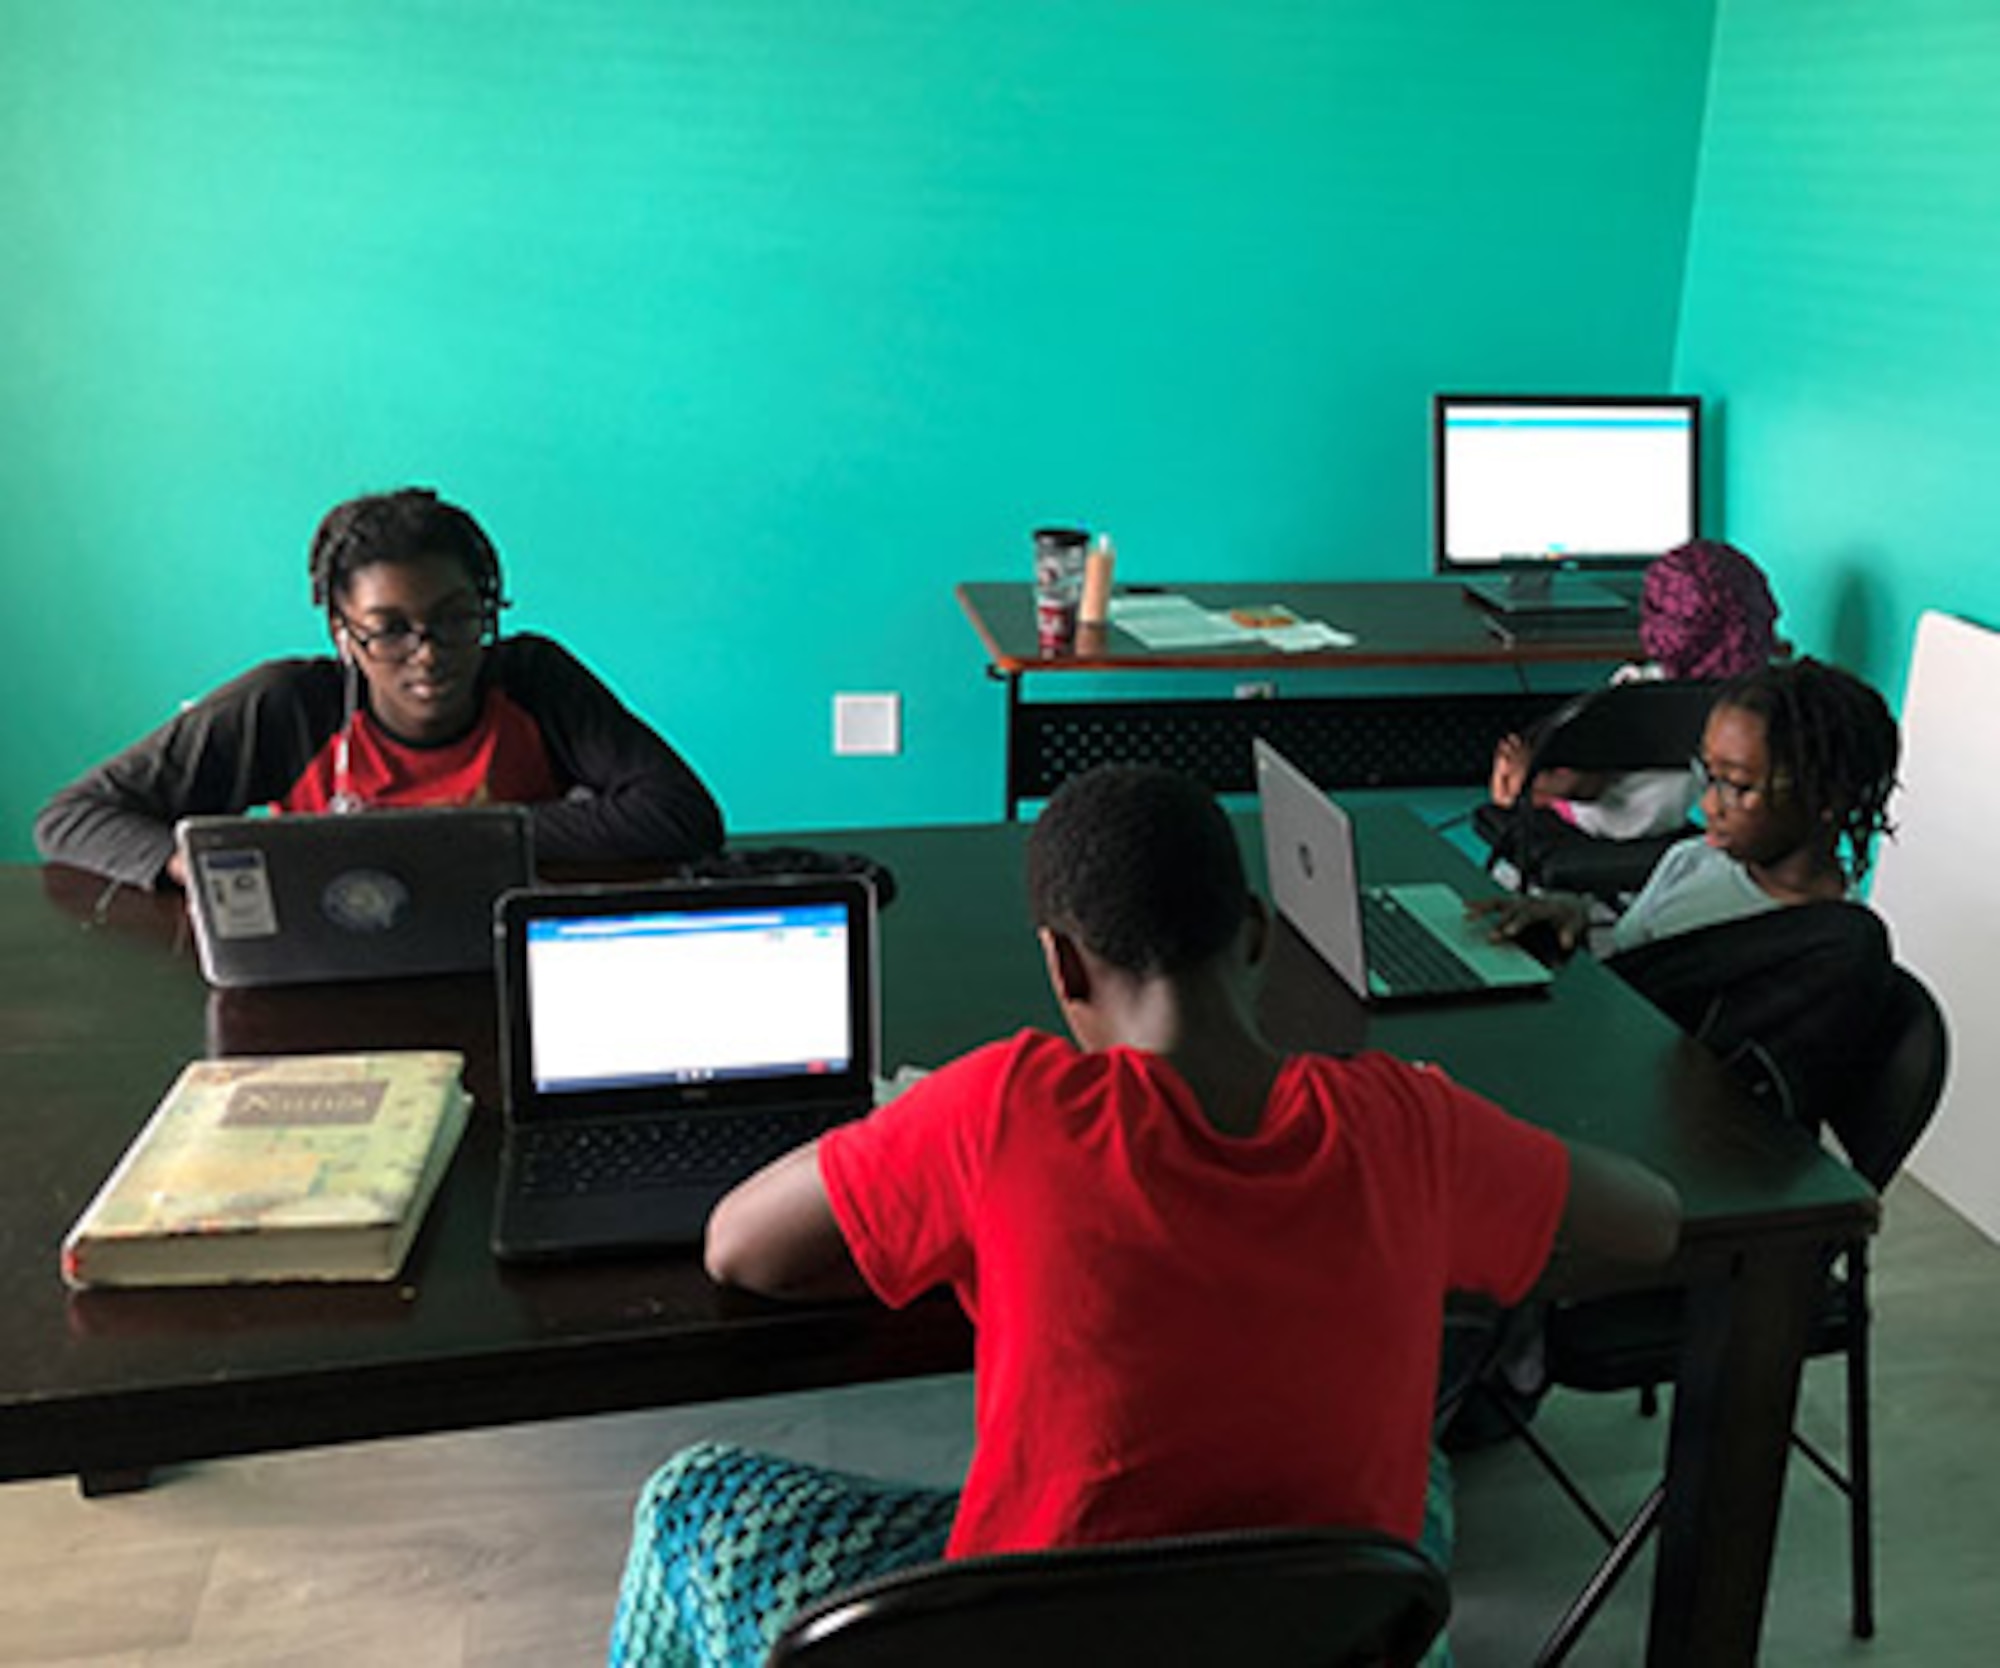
1254, 739, 1552, 1003
490, 875, 879, 1262
177, 806, 535, 989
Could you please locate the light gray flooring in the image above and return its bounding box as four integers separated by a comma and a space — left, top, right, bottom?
2, 1176, 1995, 1665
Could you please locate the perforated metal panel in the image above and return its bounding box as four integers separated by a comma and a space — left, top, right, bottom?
1010, 692, 1566, 809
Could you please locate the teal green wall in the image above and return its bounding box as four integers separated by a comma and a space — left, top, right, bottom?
2, 3, 1714, 859
1676, 1, 2000, 701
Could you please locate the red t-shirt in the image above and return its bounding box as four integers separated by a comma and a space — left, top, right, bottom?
819, 1031, 1568, 1557
276, 689, 562, 814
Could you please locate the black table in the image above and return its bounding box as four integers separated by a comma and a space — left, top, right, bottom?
0, 817, 1873, 1665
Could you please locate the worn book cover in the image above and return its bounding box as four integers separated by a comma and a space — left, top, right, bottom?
61, 1050, 470, 1289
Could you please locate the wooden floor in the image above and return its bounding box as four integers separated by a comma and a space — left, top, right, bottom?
3, 1176, 1996, 1666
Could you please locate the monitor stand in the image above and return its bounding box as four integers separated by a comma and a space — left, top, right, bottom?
1462, 571, 1630, 615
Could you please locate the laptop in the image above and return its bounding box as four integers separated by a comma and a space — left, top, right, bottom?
490, 875, 879, 1262
177, 806, 535, 989
1254, 739, 1552, 1003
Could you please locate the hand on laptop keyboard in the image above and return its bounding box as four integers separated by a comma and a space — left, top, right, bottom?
1466, 892, 1590, 960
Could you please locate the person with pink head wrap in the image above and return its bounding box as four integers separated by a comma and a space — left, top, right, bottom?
1639, 540, 1782, 681
1489, 540, 1783, 845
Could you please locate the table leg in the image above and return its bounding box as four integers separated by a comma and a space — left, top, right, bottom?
1646, 1238, 1825, 1665
1002, 671, 1022, 822
79, 1468, 154, 1497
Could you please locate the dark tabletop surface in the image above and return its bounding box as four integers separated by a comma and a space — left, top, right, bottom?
0, 814, 1872, 1479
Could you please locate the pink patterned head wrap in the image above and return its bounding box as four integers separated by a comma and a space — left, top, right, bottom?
1639, 540, 1780, 680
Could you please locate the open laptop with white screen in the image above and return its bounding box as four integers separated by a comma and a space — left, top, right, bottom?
490, 875, 878, 1261
1255, 739, 1551, 1004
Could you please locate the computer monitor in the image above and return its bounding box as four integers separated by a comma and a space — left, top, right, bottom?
1432, 393, 1702, 613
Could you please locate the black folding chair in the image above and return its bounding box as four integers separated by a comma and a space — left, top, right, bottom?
768, 1525, 1451, 1668
1494, 965, 1949, 1664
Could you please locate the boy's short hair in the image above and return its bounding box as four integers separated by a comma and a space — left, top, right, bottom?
307, 487, 505, 619
1027, 765, 1248, 976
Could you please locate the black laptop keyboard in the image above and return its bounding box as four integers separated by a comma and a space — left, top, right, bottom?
1360, 890, 1485, 997
517, 1106, 850, 1198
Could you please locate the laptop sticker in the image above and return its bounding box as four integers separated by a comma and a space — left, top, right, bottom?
321, 868, 412, 935
196, 849, 279, 940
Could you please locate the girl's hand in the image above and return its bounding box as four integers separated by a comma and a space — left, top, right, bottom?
1490, 734, 1530, 806
1466, 891, 1592, 957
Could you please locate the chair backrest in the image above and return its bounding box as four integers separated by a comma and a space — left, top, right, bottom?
766, 1525, 1450, 1668
1521, 677, 1721, 777
1484, 678, 1720, 897
1822, 964, 1951, 1191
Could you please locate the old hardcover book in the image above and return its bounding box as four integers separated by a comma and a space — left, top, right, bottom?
61, 1051, 470, 1289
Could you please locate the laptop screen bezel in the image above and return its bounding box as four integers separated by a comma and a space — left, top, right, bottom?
494, 875, 879, 1126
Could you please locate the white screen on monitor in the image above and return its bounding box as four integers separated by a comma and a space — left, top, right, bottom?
523, 902, 854, 1093
1438, 399, 1698, 566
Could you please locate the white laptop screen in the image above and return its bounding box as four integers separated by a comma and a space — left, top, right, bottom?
523, 900, 855, 1094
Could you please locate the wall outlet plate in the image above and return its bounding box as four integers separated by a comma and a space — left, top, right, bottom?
834, 693, 901, 756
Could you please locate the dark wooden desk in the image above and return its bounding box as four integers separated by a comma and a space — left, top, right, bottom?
958, 580, 1642, 817
2, 820, 1871, 1666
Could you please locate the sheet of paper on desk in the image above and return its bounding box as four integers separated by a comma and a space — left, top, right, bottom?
1260, 619, 1358, 651
1108, 594, 1256, 649
1222, 602, 1358, 652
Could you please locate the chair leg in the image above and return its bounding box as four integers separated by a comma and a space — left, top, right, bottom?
78, 1468, 153, 1498
1788, 1429, 1847, 1490
1535, 1483, 1665, 1668
1483, 1380, 1666, 1666
1785, 1249, 1876, 1639
1482, 1386, 1622, 1546
1846, 1248, 1876, 1639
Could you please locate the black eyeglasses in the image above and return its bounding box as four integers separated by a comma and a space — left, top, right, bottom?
1691, 756, 1768, 808
336, 609, 488, 663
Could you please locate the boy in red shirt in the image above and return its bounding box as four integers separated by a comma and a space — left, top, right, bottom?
611, 765, 1679, 1667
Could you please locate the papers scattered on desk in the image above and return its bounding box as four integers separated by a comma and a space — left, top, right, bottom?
1259, 619, 1359, 652
1109, 594, 1253, 649
1108, 594, 1358, 653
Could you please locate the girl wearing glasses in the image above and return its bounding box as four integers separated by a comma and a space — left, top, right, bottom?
1464, 660, 1899, 1476
34, 487, 724, 888
1479, 657, 1899, 955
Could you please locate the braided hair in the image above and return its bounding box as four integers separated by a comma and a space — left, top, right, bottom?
306, 488, 505, 626
1027, 765, 1248, 977
1716, 657, 1900, 885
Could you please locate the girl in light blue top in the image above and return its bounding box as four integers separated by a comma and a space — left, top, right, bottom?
1480, 658, 1900, 955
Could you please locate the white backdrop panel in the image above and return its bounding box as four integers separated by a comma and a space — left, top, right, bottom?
1870, 611, 2000, 1242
